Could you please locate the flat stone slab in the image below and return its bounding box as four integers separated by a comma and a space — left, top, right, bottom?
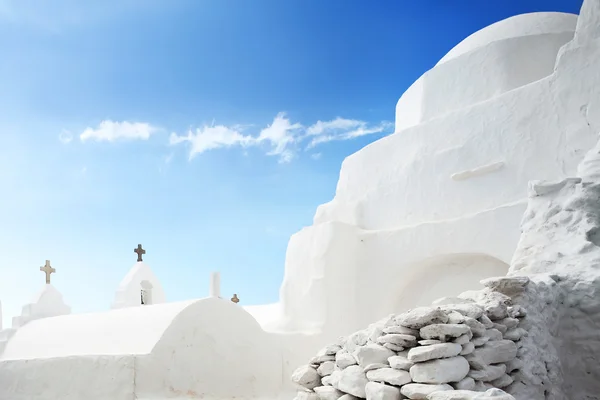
408, 343, 462, 363
480, 276, 530, 296
409, 356, 469, 384
396, 307, 449, 329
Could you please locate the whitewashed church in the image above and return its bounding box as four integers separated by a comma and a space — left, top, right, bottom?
1, 2, 600, 399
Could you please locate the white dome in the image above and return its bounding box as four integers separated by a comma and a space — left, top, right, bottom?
394, 11, 578, 133
437, 12, 578, 65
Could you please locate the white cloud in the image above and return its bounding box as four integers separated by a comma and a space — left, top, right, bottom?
58, 129, 73, 144
311, 152, 322, 160
87, 114, 392, 163
169, 113, 302, 163
306, 117, 363, 136
257, 113, 302, 163
80, 120, 157, 142
168, 124, 254, 160
305, 118, 393, 148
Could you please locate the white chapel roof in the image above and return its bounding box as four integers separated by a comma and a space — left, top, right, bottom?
0, 299, 197, 361
437, 12, 578, 65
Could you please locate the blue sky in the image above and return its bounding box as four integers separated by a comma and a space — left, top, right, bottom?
0, 0, 584, 327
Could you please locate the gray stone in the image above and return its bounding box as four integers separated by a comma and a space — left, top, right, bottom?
420, 324, 471, 341
366, 368, 411, 386
473, 388, 516, 399
480, 276, 530, 297
377, 334, 418, 348
318, 344, 344, 356
365, 382, 402, 400
490, 324, 507, 334
336, 350, 358, 369
503, 328, 527, 341
315, 386, 345, 400
484, 329, 503, 341
441, 304, 485, 319
364, 363, 389, 373
425, 391, 479, 399
452, 377, 475, 391
396, 307, 449, 329
334, 365, 369, 398
312, 355, 336, 363
354, 344, 395, 367
471, 337, 489, 347
478, 315, 494, 329
292, 365, 322, 390
498, 318, 518, 329
490, 374, 513, 388
388, 355, 414, 371
383, 325, 420, 336
463, 318, 486, 337
383, 343, 405, 352
465, 341, 517, 370
453, 334, 471, 345
467, 364, 506, 382
318, 361, 337, 377
419, 340, 442, 346
446, 311, 466, 324
408, 343, 462, 363
400, 383, 453, 399
409, 356, 469, 384
459, 342, 475, 356
504, 358, 523, 373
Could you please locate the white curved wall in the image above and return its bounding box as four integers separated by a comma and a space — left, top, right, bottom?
0, 300, 194, 361
0, 298, 285, 400
257, 8, 600, 368
136, 297, 283, 399
438, 12, 577, 65
392, 13, 577, 133
112, 262, 166, 309
394, 76, 424, 132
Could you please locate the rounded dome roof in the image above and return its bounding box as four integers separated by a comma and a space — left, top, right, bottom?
437, 12, 578, 65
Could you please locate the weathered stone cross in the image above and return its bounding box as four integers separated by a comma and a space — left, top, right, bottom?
40, 260, 56, 284
134, 244, 146, 262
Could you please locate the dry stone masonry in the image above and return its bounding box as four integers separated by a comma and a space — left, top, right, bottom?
292, 276, 530, 400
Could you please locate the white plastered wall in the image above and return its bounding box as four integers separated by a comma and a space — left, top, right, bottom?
135, 297, 283, 399
0, 298, 285, 400
247, 9, 600, 373
112, 262, 166, 309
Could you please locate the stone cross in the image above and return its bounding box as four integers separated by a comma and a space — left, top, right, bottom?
231, 294, 240, 304
40, 260, 56, 284
134, 244, 146, 262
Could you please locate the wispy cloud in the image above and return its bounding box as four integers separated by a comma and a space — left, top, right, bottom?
80, 120, 157, 142
305, 118, 393, 148
257, 113, 302, 163
58, 129, 73, 144
168, 114, 391, 162
169, 113, 302, 163
169, 124, 255, 160
72, 114, 391, 162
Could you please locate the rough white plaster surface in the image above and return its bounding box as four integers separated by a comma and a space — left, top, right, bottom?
10, 284, 71, 329
247, 4, 600, 363
111, 261, 166, 309
0, 297, 283, 400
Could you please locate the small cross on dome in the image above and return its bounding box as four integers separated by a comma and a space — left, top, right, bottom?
134, 244, 146, 262
231, 294, 240, 304
40, 260, 56, 284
